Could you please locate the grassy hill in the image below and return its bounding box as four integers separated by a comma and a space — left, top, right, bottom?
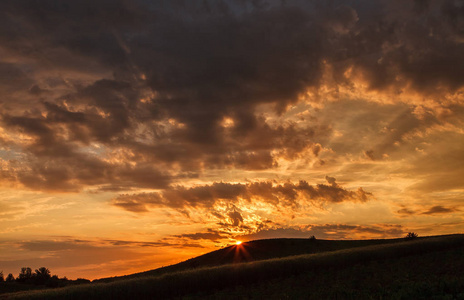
95, 236, 405, 283
3, 234, 464, 299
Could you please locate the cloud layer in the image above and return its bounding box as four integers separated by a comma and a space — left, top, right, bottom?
0, 0, 463, 191
0, 0, 463, 280
112, 177, 372, 217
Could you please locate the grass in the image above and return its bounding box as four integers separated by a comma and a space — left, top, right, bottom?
96, 236, 406, 282
3, 234, 464, 299
192, 247, 464, 299
0, 283, 46, 295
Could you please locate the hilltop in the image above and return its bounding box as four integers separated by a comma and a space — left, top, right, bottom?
3, 234, 464, 299
95, 236, 406, 283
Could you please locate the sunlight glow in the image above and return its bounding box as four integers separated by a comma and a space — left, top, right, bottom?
235, 241, 242, 245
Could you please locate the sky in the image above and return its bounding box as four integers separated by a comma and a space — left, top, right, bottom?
0, 0, 463, 280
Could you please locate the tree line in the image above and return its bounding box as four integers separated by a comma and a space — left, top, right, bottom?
0, 267, 90, 288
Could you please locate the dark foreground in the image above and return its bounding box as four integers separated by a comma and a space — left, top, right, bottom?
2, 234, 464, 299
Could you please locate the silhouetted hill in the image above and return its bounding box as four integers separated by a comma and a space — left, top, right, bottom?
95, 236, 405, 283
4, 234, 464, 299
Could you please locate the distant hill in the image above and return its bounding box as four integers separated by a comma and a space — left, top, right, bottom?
4, 234, 464, 299
95, 236, 406, 283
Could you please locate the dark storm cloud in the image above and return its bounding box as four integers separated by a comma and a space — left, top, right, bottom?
0, 0, 463, 191
0, 79, 171, 191
0, 63, 34, 94
1, 0, 463, 98
330, 0, 464, 95
3, 114, 74, 158
12, 158, 170, 192
0, 0, 143, 69
112, 177, 372, 213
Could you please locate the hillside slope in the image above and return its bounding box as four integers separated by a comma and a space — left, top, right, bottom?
5, 234, 464, 299
194, 241, 464, 299
96, 236, 405, 282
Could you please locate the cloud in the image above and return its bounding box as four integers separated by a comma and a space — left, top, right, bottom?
19, 240, 86, 252
1, 238, 155, 277
228, 209, 244, 226
0, 236, 205, 280
405, 136, 464, 193
112, 177, 372, 213
2, 0, 463, 281
173, 229, 226, 243
0, 202, 23, 220
422, 205, 459, 215
397, 207, 416, 216
236, 223, 405, 241
396, 205, 460, 216
18, 238, 202, 252
0, 0, 463, 192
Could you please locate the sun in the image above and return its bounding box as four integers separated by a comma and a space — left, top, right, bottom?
235, 241, 242, 245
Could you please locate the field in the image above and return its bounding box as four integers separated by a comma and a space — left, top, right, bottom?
2, 234, 464, 299
95, 236, 406, 282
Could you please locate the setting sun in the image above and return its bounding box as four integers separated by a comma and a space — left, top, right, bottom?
0, 0, 463, 284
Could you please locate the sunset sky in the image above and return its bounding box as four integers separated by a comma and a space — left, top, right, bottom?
1, 0, 463, 280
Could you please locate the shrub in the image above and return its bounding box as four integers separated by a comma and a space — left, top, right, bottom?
405, 232, 418, 240
309, 235, 316, 241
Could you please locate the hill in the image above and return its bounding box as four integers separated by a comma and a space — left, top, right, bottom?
95, 236, 405, 282
3, 234, 464, 299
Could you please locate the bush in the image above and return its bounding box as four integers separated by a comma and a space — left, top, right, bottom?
405, 232, 418, 240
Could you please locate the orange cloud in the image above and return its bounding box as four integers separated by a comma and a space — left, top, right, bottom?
112, 177, 372, 214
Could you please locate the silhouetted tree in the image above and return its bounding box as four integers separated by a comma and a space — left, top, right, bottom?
6, 273, 15, 282
17, 267, 33, 282
46, 275, 63, 288
309, 235, 316, 241
34, 267, 51, 284
405, 232, 418, 240
35, 267, 51, 279
0, 271, 4, 282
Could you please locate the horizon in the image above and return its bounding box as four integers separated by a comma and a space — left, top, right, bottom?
1, 0, 463, 280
